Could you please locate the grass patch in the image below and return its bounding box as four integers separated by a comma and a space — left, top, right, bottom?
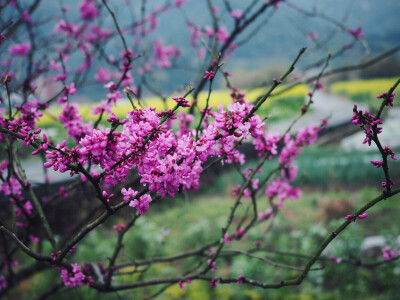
11, 184, 400, 299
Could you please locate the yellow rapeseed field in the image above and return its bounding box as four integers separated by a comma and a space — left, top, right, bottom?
37, 84, 309, 127
331, 78, 398, 98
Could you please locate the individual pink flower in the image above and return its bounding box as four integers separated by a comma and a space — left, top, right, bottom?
204, 25, 214, 37
173, 0, 187, 7
153, 39, 180, 68
329, 255, 342, 264
29, 235, 40, 244
80, 0, 99, 20
113, 224, 126, 232
203, 70, 215, 80
307, 32, 318, 40
230, 10, 243, 19
172, 97, 191, 107
382, 246, 398, 261
236, 275, 245, 284
178, 279, 191, 291
348, 27, 364, 39
223, 233, 231, 245
254, 240, 262, 247
358, 213, 368, 219
210, 278, 220, 289
258, 207, 274, 220
9, 42, 31, 56
21, 11, 31, 23
207, 259, 218, 271
370, 160, 383, 168
382, 179, 395, 188
59, 186, 69, 197
313, 80, 323, 90
121, 187, 138, 202
129, 194, 152, 215
216, 26, 229, 43
95, 67, 112, 83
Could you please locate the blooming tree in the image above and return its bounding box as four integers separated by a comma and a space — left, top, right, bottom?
0, 0, 399, 298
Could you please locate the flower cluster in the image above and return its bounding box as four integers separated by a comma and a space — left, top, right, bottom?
376, 92, 396, 107
382, 246, 398, 261
352, 90, 397, 190
351, 104, 382, 146
60, 264, 86, 287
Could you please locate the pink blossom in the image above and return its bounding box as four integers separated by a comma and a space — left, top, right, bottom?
60, 263, 86, 287
29, 235, 40, 244
224, 233, 231, 245
253, 132, 280, 158
210, 278, 220, 288
204, 25, 214, 37
173, 0, 187, 7
54, 74, 67, 82
358, 213, 368, 219
59, 186, 69, 197
178, 279, 191, 291
153, 39, 180, 68
9, 42, 31, 56
204, 70, 215, 80
217, 26, 229, 43
382, 179, 395, 188
121, 187, 138, 202
382, 246, 398, 261
258, 207, 274, 220
172, 97, 191, 107
370, 160, 383, 168
58, 103, 92, 142
21, 11, 31, 23
129, 194, 152, 215
113, 224, 126, 232
197, 48, 206, 59
254, 240, 262, 247
207, 259, 218, 271
234, 227, 245, 239
24, 201, 33, 215
80, 0, 99, 20
266, 178, 301, 207
344, 214, 356, 221
377, 92, 395, 107
348, 27, 364, 39
307, 32, 318, 40
329, 255, 342, 264
95, 68, 112, 83
63, 82, 77, 96
313, 80, 323, 90
236, 275, 245, 284
230, 10, 243, 19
